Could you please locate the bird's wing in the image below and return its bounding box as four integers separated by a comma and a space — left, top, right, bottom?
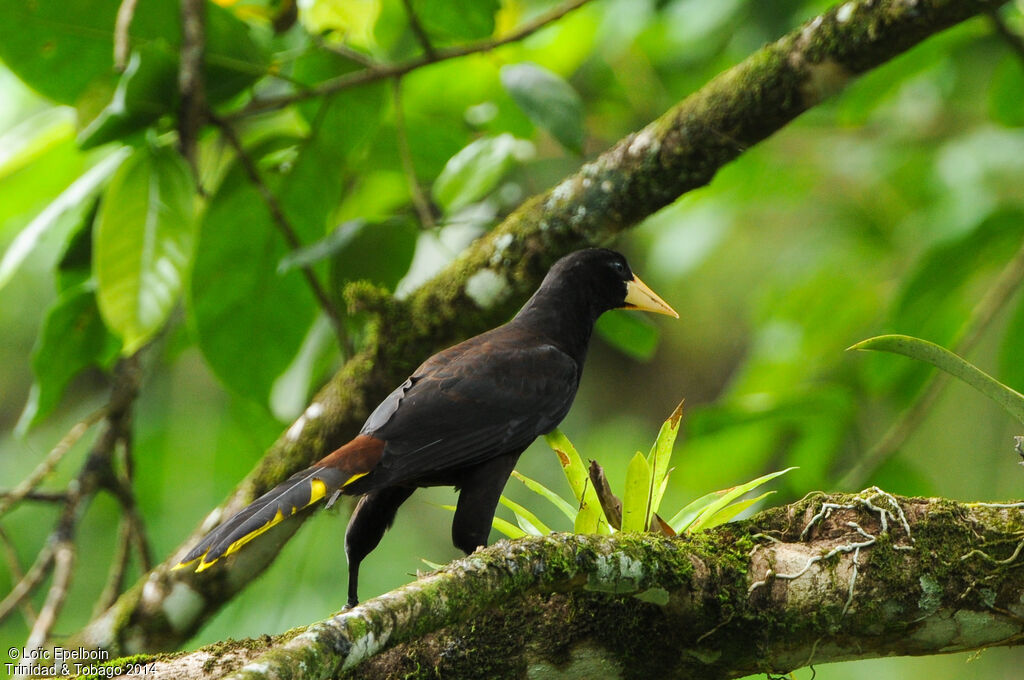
364, 336, 579, 483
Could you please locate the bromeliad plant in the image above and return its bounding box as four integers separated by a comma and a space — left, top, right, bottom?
454, 402, 794, 541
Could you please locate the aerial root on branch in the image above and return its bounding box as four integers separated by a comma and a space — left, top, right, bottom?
749, 486, 915, 617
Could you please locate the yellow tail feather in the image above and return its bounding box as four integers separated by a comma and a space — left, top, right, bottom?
187, 476, 336, 573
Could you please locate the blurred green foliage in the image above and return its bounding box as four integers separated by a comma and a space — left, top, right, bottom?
1, 1, 1024, 677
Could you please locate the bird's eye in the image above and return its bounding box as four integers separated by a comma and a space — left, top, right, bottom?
611, 261, 626, 275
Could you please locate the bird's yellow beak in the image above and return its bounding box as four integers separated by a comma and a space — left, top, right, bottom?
623, 275, 679, 318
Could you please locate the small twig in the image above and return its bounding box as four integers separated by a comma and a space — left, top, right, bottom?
841, 234, 1024, 489
0, 543, 54, 625
227, 0, 593, 120
311, 36, 376, 68
105, 454, 154, 573
0, 490, 68, 503
400, 0, 436, 58
94, 517, 134, 616
114, 0, 140, 71
179, 0, 207, 183
988, 8, 1024, 65
11, 356, 141, 644
26, 539, 75, 651
0, 407, 106, 517
392, 78, 435, 228
0, 525, 37, 626
211, 115, 346, 342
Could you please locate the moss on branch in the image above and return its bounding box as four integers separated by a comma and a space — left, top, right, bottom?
115, 493, 1024, 679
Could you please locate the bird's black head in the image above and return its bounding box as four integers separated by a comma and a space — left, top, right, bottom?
542, 248, 679, 320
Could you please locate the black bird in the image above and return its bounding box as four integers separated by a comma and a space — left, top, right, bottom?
177, 248, 678, 607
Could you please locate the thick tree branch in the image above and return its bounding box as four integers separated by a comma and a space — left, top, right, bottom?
105, 492, 1024, 679
73, 0, 1008, 655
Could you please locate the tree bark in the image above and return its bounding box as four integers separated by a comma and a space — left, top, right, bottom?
91, 492, 1024, 679
72, 0, 1008, 655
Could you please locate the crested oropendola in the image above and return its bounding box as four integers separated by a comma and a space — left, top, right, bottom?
177, 248, 678, 607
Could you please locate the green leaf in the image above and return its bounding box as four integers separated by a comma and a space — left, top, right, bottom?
420, 557, 446, 570
0, 150, 128, 292
94, 145, 196, 354
501, 62, 585, 153
409, 0, 499, 42
544, 429, 610, 534
190, 143, 317, 405
439, 502, 527, 539
271, 78, 387, 252
511, 470, 577, 523
76, 46, 177, 149
0, 107, 74, 181
666, 491, 721, 534
850, 334, 1024, 427
1001, 293, 1024, 394
278, 219, 365, 274
595, 312, 660, 361
16, 282, 120, 433
694, 491, 775, 531
647, 401, 683, 515
0, 0, 267, 107
675, 468, 795, 533
621, 451, 652, 532
56, 198, 101, 293
432, 134, 526, 214
0, 110, 88, 234
491, 515, 528, 540
990, 55, 1024, 128
290, 51, 387, 159
499, 495, 551, 536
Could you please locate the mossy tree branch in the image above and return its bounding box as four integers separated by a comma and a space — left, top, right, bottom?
102, 492, 1024, 679
72, 0, 1008, 655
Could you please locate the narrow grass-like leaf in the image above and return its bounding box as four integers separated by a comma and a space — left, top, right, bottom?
693, 491, 775, 531
420, 558, 446, 570
850, 334, 1024, 426
648, 400, 683, 515
440, 502, 527, 539
621, 451, 653, 532
511, 470, 576, 522
499, 495, 551, 536
545, 429, 610, 534
683, 468, 796, 533
667, 492, 721, 533
491, 515, 528, 539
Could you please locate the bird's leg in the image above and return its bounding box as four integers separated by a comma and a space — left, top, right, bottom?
344, 486, 415, 608
451, 452, 521, 554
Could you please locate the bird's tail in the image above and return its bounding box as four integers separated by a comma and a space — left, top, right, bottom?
175, 435, 384, 572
